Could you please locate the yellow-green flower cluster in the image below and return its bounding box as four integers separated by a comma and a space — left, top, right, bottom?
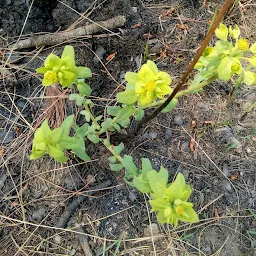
148, 172, 199, 227
37, 45, 92, 87
195, 23, 256, 86
117, 60, 172, 106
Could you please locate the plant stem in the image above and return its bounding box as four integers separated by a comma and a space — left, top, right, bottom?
134, 0, 235, 134
175, 76, 217, 98
84, 102, 99, 127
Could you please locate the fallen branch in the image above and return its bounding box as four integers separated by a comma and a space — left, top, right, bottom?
9, 16, 126, 50
56, 179, 112, 229
76, 226, 93, 256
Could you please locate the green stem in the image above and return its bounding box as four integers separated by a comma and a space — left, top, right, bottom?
102, 138, 124, 164
175, 76, 217, 98
84, 102, 99, 127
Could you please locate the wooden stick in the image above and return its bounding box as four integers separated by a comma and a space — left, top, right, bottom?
8, 16, 126, 50
134, 0, 234, 134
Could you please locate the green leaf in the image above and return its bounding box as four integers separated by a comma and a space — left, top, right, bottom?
250, 43, 256, 54
108, 156, 117, 164
77, 82, 92, 96
113, 143, 124, 155
87, 134, 100, 144
107, 106, 122, 116
123, 155, 138, 179
161, 98, 178, 113
147, 167, 168, 198
49, 127, 63, 145
215, 23, 228, 41
44, 54, 61, 69
134, 107, 144, 121
75, 123, 89, 137
113, 123, 121, 132
117, 90, 138, 105
80, 110, 91, 122
72, 147, 90, 161
125, 72, 139, 86
61, 45, 75, 61
59, 137, 83, 149
61, 115, 74, 136
243, 71, 255, 85
141, 158, 153, 180
115, 105, 135, 126
217, 56, 232, 81
166, 173, 192, 202
69, 93, 81, 101
76, 97, 84, 107
178, 206, 199, 223
110, 163, 123, 171
229, 25, 240, 40
133, 175, 151, 193
47, 145, 68, 163
249, 56, 256, 67
75, 67, 92, 78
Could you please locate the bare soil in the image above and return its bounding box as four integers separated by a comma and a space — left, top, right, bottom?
0, 0, 256, 255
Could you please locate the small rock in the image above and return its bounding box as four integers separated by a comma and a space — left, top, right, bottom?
93, 45, 106, 66
143, 223, 160, 242
128, 191, 137, 202
0, 174, 7, 190
197, 101, 209, 110
223, 181, 233, 192
246, 148, 252, 154
135, 55, 141, 69
131, 7, 138, 13
222, 163, 230, 177
54, 235, 62, 244
0, 130, 15, 144
173, 115, 184, 126
164, 129, 172, 140
181, 141, 190, 152
6, 53, 22, 63
148, 131, 158, 139
31, 208, 46, 221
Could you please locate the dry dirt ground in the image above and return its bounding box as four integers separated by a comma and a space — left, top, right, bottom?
0, 0, 256, 255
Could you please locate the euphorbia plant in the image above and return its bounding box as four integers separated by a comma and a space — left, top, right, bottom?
31, 45, 199, 226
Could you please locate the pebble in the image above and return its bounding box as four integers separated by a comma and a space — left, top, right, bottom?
31, 208, 46, 221
0, 130, 15, 144
128, 191, 137, 202
222, 163, 230, 177
164, 129, 172, 140
93, 45, 106, 66
181, 141, 190, 152
143, 223, 160, 242
148, 131, 158, 139
0, 174, 7, 190
223, 181, 233, 192
246, 148, 252, 154
6, 53, 21, 63
173, 115, 184, 126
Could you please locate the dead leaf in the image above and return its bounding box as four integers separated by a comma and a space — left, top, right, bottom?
161, 48, 167, 58
176, 24, 188, 30
106, 52, 116, 62
131, 23, 142, 29
190, 138, 195, 152
191, 120, 196, 129
86, 174, 96, 185
214, 208, 220, 221
0, 146, 5, 156
161, 8, 175, 17
231, 172, 239, 181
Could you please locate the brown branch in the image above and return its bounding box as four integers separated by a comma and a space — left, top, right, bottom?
134, 0, 234, 134
9, 16, 126, 50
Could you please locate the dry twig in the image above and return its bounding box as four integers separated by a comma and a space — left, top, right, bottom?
9, 16, 126, 50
